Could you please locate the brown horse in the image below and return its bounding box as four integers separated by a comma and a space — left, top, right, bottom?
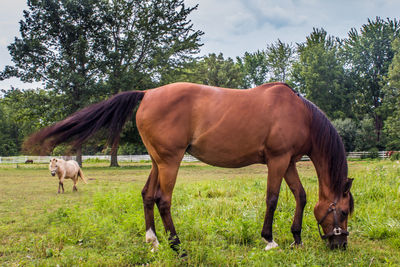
25, 82, 353, 251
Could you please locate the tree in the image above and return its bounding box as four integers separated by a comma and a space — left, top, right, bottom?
265, 39, 295, 82
236, 40, 295, 88
341, 17, 400, 144
292, 28, 351, 119
1, 0, 203, 165
1, 0, 105, 165
0, 88, 53, 155
0, 102, 18, 156
97, 0, 203, 94
354, 116, 378, 151
194, 53, 243, 88
236, 51, 269, 88
383, 38, 400, 149
332, 118, 358, 152
97, 0, 203, 166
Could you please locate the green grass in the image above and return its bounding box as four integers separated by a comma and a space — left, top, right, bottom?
0, 160, 400, 266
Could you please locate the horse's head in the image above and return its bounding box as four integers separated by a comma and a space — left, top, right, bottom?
314, 178, 354, 249
49, 158, 59, 176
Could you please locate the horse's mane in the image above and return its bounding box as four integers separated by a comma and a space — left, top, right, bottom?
293, 90, 348, 198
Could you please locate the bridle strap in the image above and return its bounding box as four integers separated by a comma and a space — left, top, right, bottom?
317, 202, 349, 240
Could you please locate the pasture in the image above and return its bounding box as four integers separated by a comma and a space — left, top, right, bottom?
0, 160, 399, 266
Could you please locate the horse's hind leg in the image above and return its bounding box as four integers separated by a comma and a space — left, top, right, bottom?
73, 178, 78, 191
142, 161, 160, 251
73, 174, 79, 191
284, 162, 306, 246
261, 154, 291, 250
155, 161, 182, 253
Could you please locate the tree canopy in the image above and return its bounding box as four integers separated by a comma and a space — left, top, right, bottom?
1, 0, 204, 162
1, 9, 400, 157
341, 17, 400, 143
292, 28, 351, 119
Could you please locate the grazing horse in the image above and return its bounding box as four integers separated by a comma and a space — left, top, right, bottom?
26, 82, 353, 251
49, 158, 87, 193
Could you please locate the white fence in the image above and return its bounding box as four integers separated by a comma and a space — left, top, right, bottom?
347, 151, 389, 159
0, 154, 199, 164
0, 151, 394, 164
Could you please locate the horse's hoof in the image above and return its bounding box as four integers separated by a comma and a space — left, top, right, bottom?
290, 241, 303, 248
179, 250, 188, 261
263, 239, 278, 251
180, 251, 188, 258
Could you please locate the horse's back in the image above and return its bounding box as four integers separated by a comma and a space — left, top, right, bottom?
64, 160, 80, 177
136, 83, 210, 161
137, 82, 311, 167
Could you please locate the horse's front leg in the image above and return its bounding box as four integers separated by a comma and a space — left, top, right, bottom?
261, 154, 291, 250
58, 174, 65, 194
284, 162, 307, 246
142, 165, 159, 251
58, 181, 64, 193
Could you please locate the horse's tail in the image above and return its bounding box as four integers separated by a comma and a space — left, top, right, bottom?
78, 168, 88, 184
24, 91, 145, 154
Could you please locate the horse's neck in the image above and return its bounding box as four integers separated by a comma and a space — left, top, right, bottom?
309, 153, 336, 201
57, 161, 66, 174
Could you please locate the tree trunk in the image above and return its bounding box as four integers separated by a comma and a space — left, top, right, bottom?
110, 79, 120, 167
76, 145, 82, 167
375, 114, 384, 147
110, 145, 120, 167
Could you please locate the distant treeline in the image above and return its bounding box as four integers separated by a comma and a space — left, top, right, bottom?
0, 0, 399, 158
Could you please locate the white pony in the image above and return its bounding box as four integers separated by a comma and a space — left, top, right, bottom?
49, 158, 87, 193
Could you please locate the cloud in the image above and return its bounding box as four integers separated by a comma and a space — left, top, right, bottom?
186, 0, 400, 58
237, 0, 307, 30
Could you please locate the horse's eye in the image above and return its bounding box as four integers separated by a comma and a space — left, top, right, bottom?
341, 210, 348, 217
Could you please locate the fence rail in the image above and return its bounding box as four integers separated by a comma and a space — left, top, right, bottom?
0, 151, 396, 164
0, 154, 199, 164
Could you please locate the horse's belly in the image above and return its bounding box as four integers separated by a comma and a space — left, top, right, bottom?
187, 143, 264, 168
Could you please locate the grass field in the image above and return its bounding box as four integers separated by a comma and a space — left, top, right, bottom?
0, 159, 400, 266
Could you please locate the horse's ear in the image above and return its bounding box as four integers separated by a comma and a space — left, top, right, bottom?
343, 178, 354, 195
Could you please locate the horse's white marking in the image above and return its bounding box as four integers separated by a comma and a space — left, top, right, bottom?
145, 229, 159, 252
262, 238, 278, 251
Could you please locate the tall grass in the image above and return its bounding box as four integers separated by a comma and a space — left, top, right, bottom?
0, 161, 399, 265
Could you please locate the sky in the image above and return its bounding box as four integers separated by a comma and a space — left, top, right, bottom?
1, 0, 400, 90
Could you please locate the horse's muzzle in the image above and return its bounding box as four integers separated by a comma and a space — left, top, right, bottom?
328, 235, 347, 250
51, 172, 56, 176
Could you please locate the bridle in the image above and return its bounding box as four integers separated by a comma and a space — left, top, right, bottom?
317, 202, 349, 239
